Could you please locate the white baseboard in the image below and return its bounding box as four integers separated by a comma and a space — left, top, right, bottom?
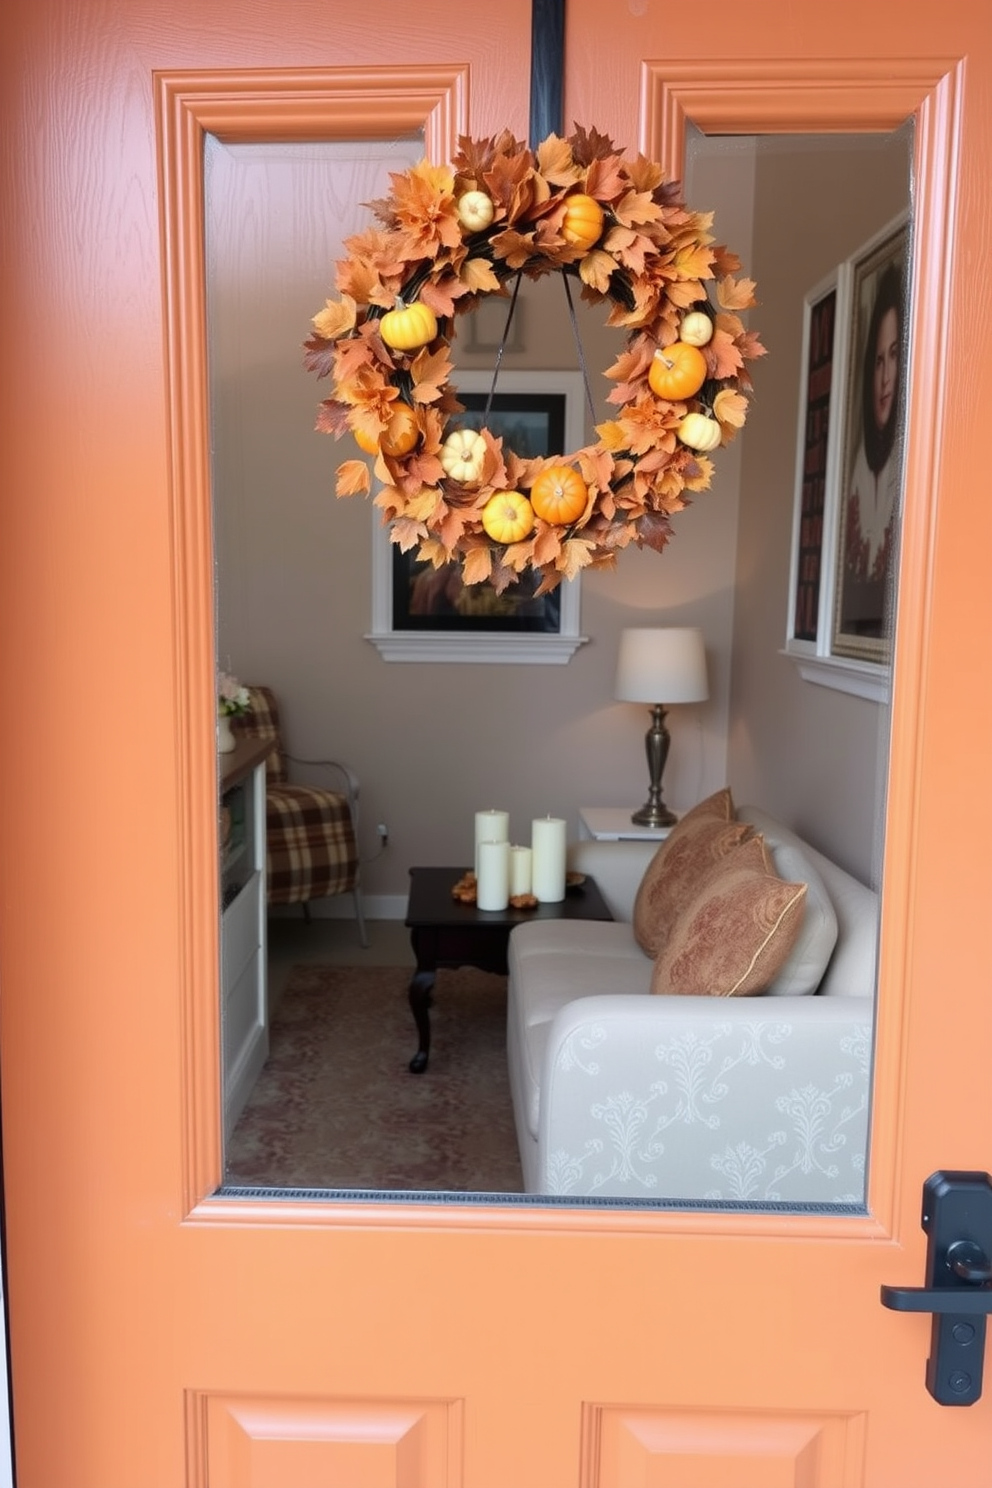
269, 894, 407, 922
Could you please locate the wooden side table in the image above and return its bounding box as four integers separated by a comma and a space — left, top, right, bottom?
403, 866, 613, 1073
578, 807, 674, 842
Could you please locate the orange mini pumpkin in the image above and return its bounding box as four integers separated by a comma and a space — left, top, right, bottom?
353, 402, 420, 458
379, 298, 437, 352
481, 491, 535, 545
561, 193, 604, 251
648, 341, 708, 402
529, 464, 589, 525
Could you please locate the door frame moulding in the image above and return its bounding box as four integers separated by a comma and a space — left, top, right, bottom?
158, 61, 963, 1243
154, 67, 468, 1217
639, 56, 963, 1241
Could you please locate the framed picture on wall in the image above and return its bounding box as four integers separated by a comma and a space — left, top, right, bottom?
784, 211, 908, 699
785, 267, 842, 655
367, 370, 588, 663
831, 213, 909, 664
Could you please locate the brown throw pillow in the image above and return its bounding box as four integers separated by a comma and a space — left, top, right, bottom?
650, 834, 808, 997
632, 789, 747, 958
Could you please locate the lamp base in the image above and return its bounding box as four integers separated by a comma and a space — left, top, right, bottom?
631, 800, 678, 828
629, 703, 678, 830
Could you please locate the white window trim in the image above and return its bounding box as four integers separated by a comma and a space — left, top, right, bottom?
367, 371, 589, 664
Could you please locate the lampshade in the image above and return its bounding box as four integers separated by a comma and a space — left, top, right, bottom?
614, 627, 709, 705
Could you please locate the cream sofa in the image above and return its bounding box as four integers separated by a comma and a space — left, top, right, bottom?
506, 807, 878, 1204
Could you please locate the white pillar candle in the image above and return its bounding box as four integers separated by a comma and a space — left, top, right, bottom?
477, 839, 510, 911
509, 845, 533, 898
531, 817, 567, 903
474, 809, 509, 877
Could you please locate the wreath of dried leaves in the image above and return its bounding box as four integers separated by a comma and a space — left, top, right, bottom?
304, 125, 765, 594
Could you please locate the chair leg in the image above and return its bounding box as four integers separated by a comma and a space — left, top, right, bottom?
302, 902, 311, 922
353, 885, 369, 948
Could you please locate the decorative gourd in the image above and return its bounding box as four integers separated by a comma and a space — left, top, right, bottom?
353, 403, 420, 458
648, 341, 708, 401
379, 298, 438, 352
676, 412, 722, 452
561, 193, 604, 251
529, 464, 589, 525
440, 427, 487, 484
481, 490, 535, 544
680, 310, 714, 347
456, 190, 495, 232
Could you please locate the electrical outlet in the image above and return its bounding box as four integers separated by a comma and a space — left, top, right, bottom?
376, 822, 389, 847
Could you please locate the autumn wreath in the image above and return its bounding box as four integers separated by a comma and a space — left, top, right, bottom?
304, 126, 764, 594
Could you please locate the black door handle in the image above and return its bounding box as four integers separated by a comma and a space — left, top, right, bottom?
880, 1172, 992, 1404
882, 1240, 992, 1313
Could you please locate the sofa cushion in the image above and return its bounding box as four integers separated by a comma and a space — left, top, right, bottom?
632, 789, 749, 957
650, 834, 808, 997
760, 840, 839, 995
508, 920, 651, 1029
507, 919, 652, 1140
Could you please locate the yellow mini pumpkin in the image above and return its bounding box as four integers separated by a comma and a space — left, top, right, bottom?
481, 490, 535, 544
680, 310, 714, 348
676, 412, 722, 452
647, 341, 708, 402
561, 193, 604, 251
529, 464, 589, 525
440, 427, 487, 484
456, 190, 495, 232
353, 403, 420, 458
379, 298, 438, 352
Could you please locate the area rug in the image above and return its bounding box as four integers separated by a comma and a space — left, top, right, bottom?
225, 964, 524, 1194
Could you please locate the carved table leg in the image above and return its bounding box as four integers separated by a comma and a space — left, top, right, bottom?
408, 969, 435, 1074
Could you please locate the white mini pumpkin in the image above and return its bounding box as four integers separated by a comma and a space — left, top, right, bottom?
456, 190, 495, 232
676, 412, 722, 452
440, 428, 487, 484
680, 310, 714, 347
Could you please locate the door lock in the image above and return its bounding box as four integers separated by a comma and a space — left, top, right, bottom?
881, 1171, 992, 1404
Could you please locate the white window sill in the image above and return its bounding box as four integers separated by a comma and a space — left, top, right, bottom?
366, 632, 588, 664
782, 649, 890, 703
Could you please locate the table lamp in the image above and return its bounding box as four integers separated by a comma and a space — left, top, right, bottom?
614, 626, 709, 827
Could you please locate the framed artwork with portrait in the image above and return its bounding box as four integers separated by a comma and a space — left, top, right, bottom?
832, 215, 909, 663
367, 370, 588, 664
785, 210, 909, 695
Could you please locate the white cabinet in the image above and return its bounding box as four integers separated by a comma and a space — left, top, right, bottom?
220, 738, 270, 1144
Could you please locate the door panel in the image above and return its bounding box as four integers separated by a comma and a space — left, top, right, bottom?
187, 1390, 462, 1488
582, 1403, 866, 1488
2, 2, 991, 1485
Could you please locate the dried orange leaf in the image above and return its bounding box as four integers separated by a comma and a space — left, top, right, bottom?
409, 344, 454, 404
712, 389, 748, 428
462, 546, 494, 586
460, 257, 502, 294
335, 460, 371, 497
315, 398, 351, 437
558, 537, 597, 580
716, 274, 758, 310
535, 134, 581, 187
579, 248, 617, 294
311, 293, 357, 341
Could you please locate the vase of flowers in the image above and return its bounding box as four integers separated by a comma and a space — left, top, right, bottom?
217, 671, 250, 753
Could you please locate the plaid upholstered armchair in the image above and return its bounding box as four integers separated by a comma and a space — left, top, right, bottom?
234, 686, 368, 946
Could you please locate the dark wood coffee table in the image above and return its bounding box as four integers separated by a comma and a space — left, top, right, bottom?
403, 865, 613, 1072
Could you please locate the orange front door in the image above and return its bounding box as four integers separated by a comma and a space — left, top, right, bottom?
2, 1, 992, 1483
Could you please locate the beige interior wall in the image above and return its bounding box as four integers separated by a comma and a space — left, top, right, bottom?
723, 131, 911, 883
209, 129, 907, 908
